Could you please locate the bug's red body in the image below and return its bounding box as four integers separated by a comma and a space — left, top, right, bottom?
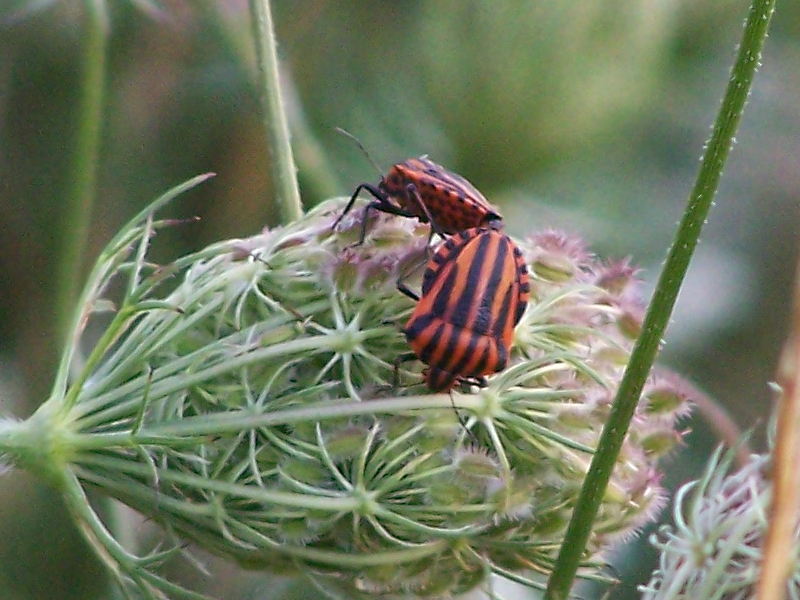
383, 157, 502, 234
333, 156, 502, 239
403, 225, 529, 392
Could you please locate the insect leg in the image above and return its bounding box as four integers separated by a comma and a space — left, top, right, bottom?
332, 183, 386, 232
405, 183, 447, 240
396, 281, 420, 302
449, 390, 481, 445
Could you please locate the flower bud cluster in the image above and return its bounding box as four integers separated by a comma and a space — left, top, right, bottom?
57, 199, 692, 597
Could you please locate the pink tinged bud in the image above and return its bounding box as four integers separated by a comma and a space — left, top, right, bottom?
526, 229, 593, 282
640, 429, 684, 458
593, 257, 641, 297
618, 303, 645, 339
556, 405, 594, 429
453, 448, 502, 480
591, 344, 631, 368
643, 387, 685, 415
642, 371, 697, 419
487, 476, 537, 521
325, 248, 360, 291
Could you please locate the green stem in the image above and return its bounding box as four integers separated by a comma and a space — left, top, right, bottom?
59, 468, 214, 600
197, 0, 340, 203
544, 0, 777, 597
72, 394, 478, 444
76, 454, 362, 512
248, 0, 303, 223
53, 0, 108, 358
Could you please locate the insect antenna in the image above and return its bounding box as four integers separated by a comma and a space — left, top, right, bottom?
335, 127, 384, 179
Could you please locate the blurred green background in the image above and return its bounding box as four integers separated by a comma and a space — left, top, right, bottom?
0, 1, 797, 598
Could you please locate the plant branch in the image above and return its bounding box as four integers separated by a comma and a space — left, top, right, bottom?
52, 0, 108, 363
545, 0, 777, 597
248, 0, 303, 223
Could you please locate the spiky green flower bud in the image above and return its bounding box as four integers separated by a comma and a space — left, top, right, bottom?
0, 181, 693, 599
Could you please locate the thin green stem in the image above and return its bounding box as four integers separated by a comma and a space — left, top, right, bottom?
197, 0, 340, 203
77, 453, 361, 512
248, 0, 303, 223
53, 0, 108, 359
72, 394, 480, 444
544, 0, 777, 597
59, 468, 214, 600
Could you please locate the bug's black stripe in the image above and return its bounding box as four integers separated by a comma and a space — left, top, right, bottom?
421, 265, 437, 293
448, 329, 483, 376
437, 323, 465, 371
422, 233, 465, 294
403, 312, 436, 343
419, 322, 446, 364
514, 248, 529, 283
472, 336, 494, 376
443, 234, 461, 253
492, 283, 515, 339
493, 341, 509, 372
427, 367, 456, 392
431, 258, 462, 316
403, 162, 461, 199
514, 293, 528, 325
473, 234, 509, 335
451, 231, 493, 329
417, 160, 488, 207
514, 251, 530, 325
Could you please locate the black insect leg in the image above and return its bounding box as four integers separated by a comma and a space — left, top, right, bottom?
358, 200, 419, 245
332, 182, 386, 232
333, 182, 420, 245
449, 390, 481, 445
396, 280, 420, 302
405, 183, 447, 241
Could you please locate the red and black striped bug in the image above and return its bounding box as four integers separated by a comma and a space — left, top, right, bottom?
332, 129, 503, 242
400, 224, 530, 392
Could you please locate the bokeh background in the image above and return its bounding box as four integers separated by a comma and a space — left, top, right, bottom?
0, 1, 798, 598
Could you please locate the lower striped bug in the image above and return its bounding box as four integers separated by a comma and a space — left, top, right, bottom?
400, 224, 530, 392
332, 129, 503, 243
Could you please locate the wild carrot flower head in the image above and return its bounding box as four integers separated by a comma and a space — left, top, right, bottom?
0, 185, 693, 598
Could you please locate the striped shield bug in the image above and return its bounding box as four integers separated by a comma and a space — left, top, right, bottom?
401, 224, 530, 392
332, 129, 503, 242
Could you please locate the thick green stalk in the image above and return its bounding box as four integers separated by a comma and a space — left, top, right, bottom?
544, 0, 777, 597
53, 0, 108, 355
248, 0, 303, 223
